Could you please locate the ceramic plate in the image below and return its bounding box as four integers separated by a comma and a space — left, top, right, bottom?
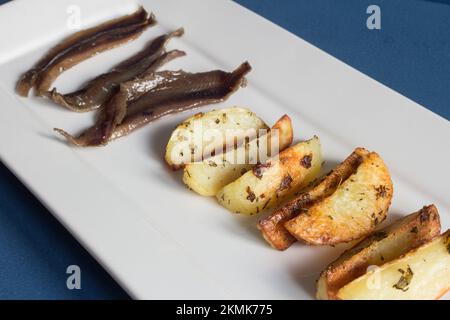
0, 0, 448, 299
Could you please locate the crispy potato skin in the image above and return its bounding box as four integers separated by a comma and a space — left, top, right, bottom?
258, 193, 311, 251
285, 150, 393, 245
217, 136, 322, 215
165, 107, 268, 170
270, 115, 293, 153
337, 229, 450, 300
258, 148, 367, 251
317, 205, 441, 300
183, 115, 293, 196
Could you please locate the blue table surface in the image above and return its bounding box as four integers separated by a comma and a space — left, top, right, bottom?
0, 0, 449, 299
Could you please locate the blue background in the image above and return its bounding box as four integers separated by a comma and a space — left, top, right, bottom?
0, 0, 448, 299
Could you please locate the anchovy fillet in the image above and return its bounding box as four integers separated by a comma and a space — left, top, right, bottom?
16, 7, 155, 97
55, 62, 252, 146
47, 28, 184, 112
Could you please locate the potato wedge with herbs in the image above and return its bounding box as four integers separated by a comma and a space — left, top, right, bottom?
183, 115, 293, 196
284, 148, 393, 246
337, 229, 450, 300
317, 205, 441, 300
216, 136, 322, 215
165, 107, 268, 170
258, 148, 368, 251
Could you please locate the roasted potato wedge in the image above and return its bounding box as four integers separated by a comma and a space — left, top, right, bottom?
258, 148, 368, 250
165, 107, 268, 170
337, 229, 450, 300
216, 136, 323, 215
284, 148, 393, 245
183, 115, 293, 196
317, 205, 441, 300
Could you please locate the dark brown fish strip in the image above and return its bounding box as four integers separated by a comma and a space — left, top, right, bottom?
47, 28, 184, 112
55, 62, 251, 146
53, 50, 185, 146
16, 7, 155, 97
55, 91, 128, 147
111, 61, 252, 140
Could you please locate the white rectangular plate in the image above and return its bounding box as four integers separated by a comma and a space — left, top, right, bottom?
0, 0, 448, 299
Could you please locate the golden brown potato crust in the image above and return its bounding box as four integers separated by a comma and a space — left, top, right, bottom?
183, 114, 292, 196
258, 148, 368, 250
336, 228, 450, 300
285, 150, 393, 245
217, 136, 322, 215
317, 205, 441, 300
